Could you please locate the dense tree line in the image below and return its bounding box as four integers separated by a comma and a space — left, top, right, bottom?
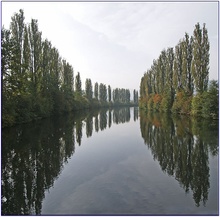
2, 10, 138, 127
139, 23, 218, 119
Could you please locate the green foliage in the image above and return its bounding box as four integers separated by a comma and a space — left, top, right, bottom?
133, 89, 139, 105
147, 96, 154, 111
191, 93, 203, 116
160, 93, 172, 112
75, 72, 82, 96
108, 85, 112, 102
94, 82, 99, 100
85, 78, 93, 101
191, 80, 218, 118
201, 80, 218, 118
113, 88, 131, 105
191, 23, 209, 93
139, 22, 214, 119
99, 83, 107, 102
208, 80, 219, 118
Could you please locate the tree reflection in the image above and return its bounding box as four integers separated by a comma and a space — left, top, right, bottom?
108, 110, 112, 128
133, 107, 139, 121
94, 114, 99, 132
99, 109, 108, 131
2, 107, 137, 215
113, 107, 130, 124
76, 117, 83, 146
140, 111, 218, 207
85, 115, 93, 138
1, 115, 76, 215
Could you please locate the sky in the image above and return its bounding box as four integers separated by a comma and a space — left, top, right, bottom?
1, 1, 218, 91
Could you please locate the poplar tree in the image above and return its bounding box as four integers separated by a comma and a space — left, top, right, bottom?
173, 41, 183, 90
158, 50, 166, 93
28, 18, 42, 96
165, 47, 174, 95
113, 88, 119, 104
40, 39, 52, 112
63, 59, 74, 93
75, 72, 82, 96
99, 83, 107, 102
41, 39, 51, 92
2, 27, 16, 126
10, 9, 25, 94
125, 89, 130, 103
85, 78, 93, 100
22, 25, 31, 91
182, 33, 193, 94
140, 77, 146, 100
51, 47, 62, 92
94, 82, 99, 100
1, 27, 13, 93
133, 90, 139, 104
108, 85, 112, 102
191, 23, 209, 93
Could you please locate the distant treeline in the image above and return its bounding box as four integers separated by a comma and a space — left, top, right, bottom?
1, 9, 139, 128
139, 23, 218, 119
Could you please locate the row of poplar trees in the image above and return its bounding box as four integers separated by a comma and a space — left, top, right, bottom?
139, 22, 218, 119
2, 9, 138, 128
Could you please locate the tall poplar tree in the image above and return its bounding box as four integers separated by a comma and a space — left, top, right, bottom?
158, 50, 166, 93
94, 82, 99, 100
22, 25, 31, 92
182, 33, 193, 94
2, 27, 16, 126
165, 47, 174, 95
173, 41, 183, 90
28, 18, 42, 96
99, 83, 107, 102
191, 23, 209, 93
108, 85, 112, 102
10, 9, 25, 95
85, 78, 93, 101
75, 72, 82, 96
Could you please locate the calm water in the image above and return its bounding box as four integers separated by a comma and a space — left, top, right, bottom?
1, 107, 219, 215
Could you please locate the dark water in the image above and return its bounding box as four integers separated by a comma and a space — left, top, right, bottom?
1, 107, 219, 215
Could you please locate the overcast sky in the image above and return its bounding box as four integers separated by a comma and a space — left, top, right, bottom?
2, 2, 218, 91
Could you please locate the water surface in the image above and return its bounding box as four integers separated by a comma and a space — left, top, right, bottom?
1, 107, 218, 215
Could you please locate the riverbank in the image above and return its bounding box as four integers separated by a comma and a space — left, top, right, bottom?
2, 101, 138, 128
